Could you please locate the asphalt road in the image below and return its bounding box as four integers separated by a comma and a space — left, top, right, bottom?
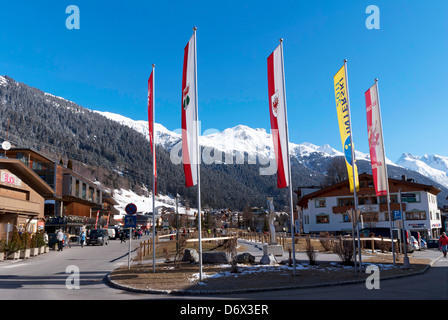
0, 237, 446, 301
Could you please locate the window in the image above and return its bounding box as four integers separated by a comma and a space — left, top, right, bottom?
405, 211, 426, 220
338, 198, 354, 206
316, 214, 330, 224
315, 198, 326, 208
82, 183, 86, 199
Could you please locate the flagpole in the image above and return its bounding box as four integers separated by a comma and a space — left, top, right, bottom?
375, 78, 396, 266
343, 59, 362, 273
193, 26, 203, 281
152, 64, 157, 273
279, 39, 297, 276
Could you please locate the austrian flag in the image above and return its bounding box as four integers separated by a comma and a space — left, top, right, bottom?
181, 32, 198, 187
267, 43, 289, 188
148, 67, 157, 195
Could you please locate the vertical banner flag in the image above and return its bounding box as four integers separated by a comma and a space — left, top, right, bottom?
333, 64, 359, 192
148, 67, 157, 195
267, 44, 289, 188
365, 81, 387, 196
182, 32, 198, 187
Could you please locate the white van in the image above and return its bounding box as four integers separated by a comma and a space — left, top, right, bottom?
107, 228, 115, 239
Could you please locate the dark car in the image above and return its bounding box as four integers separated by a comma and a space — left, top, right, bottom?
426, 238, 439, 249
86, 229, 109, 246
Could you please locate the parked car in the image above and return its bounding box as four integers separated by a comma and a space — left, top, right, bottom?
426, 238, 439, 249
410, 231, 422, 247
86, 229, 109, 246
420, 238, 428, 250
411, 236, 420, 251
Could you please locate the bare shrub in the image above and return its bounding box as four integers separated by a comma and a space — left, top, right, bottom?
333, 239, 354, 265
305, 237, 317, 265
174, 235, 187, 268
224, 237, 238, 273
319, 232, 334, 251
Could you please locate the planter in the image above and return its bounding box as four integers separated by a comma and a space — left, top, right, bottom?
44, 246, 50, 253
0, 252, 4, 261
20, 249, 30, 259
39, 246, 46, 254
30, 247, 40, 257
7, 251, 20, 260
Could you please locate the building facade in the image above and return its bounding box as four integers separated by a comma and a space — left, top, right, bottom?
0, 158, 54, 240
297, 173, 442, 239
3, 148, 116, 233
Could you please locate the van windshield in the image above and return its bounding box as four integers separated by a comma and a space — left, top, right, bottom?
89, 230, 102, 236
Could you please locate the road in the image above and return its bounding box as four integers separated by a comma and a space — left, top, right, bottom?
0, 237, 446, 300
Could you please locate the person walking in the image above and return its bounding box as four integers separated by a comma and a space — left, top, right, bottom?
120, 230, 126, 243
56, 229, 64, 251
80, 230, 86, 248
439, 232, 448, 257
64, 230, 71, 248
43, 231, 49, 245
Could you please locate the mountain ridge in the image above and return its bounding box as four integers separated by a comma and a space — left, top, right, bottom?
1, 74, 447, 209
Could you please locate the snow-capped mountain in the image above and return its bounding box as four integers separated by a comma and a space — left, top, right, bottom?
397, 153, 448, 189
95, 110, 379, 166
95, 110, 448, 191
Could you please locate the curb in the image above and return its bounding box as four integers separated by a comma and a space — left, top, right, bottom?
105, 254, 442, 296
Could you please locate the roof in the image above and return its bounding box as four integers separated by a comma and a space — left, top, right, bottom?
297, 173, 441, 209
0, 158, 54, 196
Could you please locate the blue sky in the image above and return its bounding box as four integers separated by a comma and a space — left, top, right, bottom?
0, 0, 447, 162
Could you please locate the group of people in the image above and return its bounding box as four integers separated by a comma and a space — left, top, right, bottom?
55, 229, 72, 251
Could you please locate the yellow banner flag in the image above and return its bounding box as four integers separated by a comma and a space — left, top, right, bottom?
333, 64, 359, 192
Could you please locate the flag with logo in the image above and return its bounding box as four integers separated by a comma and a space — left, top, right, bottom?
333, 64, 359, 192
148, 68, 157, 195
365, 81, 387, 196
267, 43, 289, 188
181, 32, 199, 187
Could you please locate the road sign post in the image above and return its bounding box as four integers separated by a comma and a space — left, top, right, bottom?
125, 204, 137, 269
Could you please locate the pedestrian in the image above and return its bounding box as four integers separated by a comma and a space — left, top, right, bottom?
43, 231, 49, 245
80, 230, 86, 248
439, 232, 448, 257
56, 229, 64, 251
65, 230, 71, 248
120, 230, 126, 243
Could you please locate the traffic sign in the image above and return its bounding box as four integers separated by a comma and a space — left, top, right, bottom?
393, 210, 402, 220
124, 215, 137, 228
125, 203, 137, 215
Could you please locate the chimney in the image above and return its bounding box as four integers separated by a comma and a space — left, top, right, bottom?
401, 175, 407, 181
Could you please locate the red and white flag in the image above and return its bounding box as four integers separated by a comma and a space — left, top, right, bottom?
365, 82, 387, 196
148, 67, 157, 195
181, 32, 199, 187
267, 44, 289, 188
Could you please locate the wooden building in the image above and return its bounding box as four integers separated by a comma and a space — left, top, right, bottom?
0, 158, 54, 240
3, 148, 116, 232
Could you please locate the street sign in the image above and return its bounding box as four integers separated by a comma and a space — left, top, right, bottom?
124, 215, 137, 228
125, 203, 137, 215
393, 210, 402, 220
401, 193, 417, 203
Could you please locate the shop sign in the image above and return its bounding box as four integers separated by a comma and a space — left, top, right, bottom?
0, 170, 22, 187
